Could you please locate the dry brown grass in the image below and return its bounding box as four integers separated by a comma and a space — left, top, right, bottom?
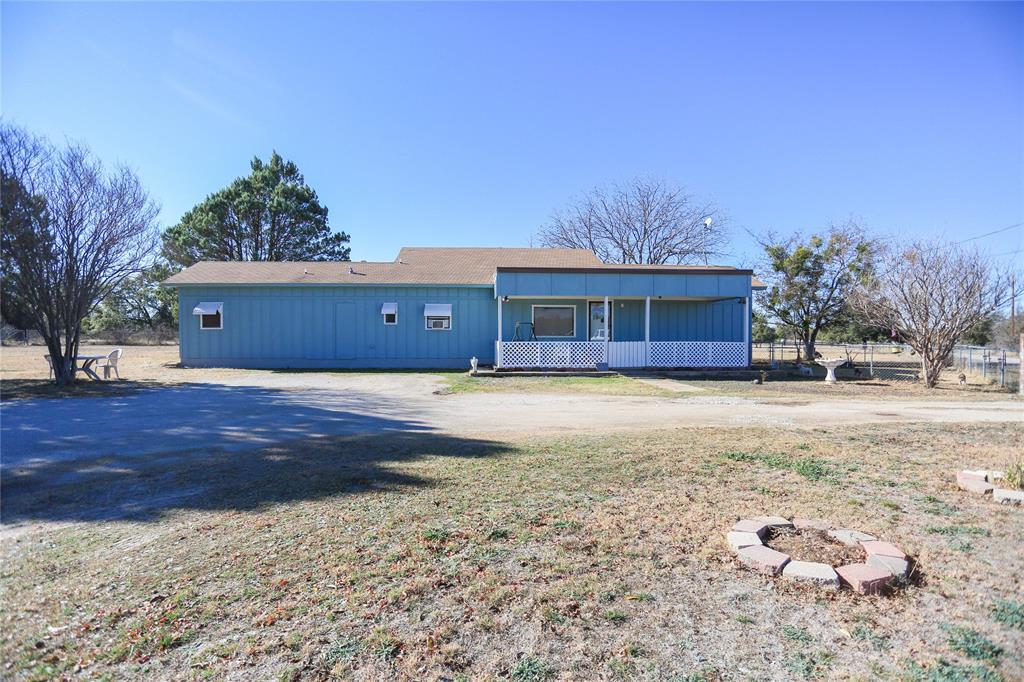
661, 374, 1016, 401
3, 344, 1014, 403
3, 422, 1022, 681
0, 345, 237, 400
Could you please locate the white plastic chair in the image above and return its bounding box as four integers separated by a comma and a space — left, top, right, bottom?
98, 348, 122, 380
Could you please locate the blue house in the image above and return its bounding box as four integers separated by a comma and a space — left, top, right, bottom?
163, 247, 763, 370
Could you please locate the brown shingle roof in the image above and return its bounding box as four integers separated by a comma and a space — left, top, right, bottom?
162, 247, 603, 286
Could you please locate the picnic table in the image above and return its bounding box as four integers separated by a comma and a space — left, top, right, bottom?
46, 354, 108, 381
74, 355, 107, 381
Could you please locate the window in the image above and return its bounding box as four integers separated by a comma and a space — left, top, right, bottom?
192, 302, 223, 330
532, 305, 575, 337
423, 303, 452, 331
381, 302, 398, 325
201, 311, 222, 330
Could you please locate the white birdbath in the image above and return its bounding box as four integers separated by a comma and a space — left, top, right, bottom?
816, 358, 846, 384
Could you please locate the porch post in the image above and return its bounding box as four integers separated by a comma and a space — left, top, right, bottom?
645, 296, 651, 367
496, 295, 503, 368
743, 295, 750, 367
603, 295, 610, 364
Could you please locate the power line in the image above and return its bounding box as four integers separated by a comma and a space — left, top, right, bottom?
990, 247, 1023, 258
871, 221, 1023, 249
953, 221, 1024, 246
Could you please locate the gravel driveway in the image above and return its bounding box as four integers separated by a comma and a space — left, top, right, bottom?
3, 373, 1020, 469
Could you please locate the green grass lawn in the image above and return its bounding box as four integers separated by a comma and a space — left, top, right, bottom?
3, 422, 1022, 681
441, 373, 676, 396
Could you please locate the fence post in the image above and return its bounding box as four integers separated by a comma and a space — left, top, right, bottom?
999, 350, 1006, 388
869, 343, 874, 377
1020, 333, 1023, 396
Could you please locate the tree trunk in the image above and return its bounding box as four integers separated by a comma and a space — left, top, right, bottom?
47, 341, 75, 387
920, 354, 944, 388
802, 331, 818, 362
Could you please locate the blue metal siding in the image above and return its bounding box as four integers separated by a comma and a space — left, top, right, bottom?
650, 300, 745, 342
496, 271, 752, 299
178, 285, 496, 369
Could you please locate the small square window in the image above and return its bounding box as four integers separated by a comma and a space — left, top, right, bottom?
200, 311, 222, 330
381, 302, 398, 325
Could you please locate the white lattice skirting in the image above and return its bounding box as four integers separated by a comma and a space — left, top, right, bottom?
497, 341, 606, 368
648, 341, 747, 368
497, 341, 748, 369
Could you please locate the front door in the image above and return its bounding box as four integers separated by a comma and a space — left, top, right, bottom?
588, 301, 612, 341
335, 302, 356, 359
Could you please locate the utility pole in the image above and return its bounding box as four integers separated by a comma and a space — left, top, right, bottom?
1011, 274, 1016, 339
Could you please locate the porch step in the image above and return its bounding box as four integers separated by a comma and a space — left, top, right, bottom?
482, 368, 619, 377
620, 369, 776, 381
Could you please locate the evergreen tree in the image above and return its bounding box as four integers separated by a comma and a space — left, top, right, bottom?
163, 152, 349, 266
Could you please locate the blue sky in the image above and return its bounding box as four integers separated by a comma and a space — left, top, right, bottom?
3, 1, 1021, 265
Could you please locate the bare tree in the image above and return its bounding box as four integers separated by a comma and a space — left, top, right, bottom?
1, 123, 158, 386
850, 241, 1009, 388
536, 178, 726, 264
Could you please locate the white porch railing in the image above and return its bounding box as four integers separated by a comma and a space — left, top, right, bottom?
496, 341, 748, 369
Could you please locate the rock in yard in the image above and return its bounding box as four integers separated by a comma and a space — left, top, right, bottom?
781, 560, 840, 589
959, 469, 988, 481
753, 515, 794, 529
836, 563, 892, 595
861, 540, 906, 559
732, 519, 770, 538
957, 475, 994, 495
867, 554, 910, 579
828, 528, 876, 546
993, 488, 1024, 505
737, 545, 790, 576
793, 517, 830, 531
727, 531, 763, 551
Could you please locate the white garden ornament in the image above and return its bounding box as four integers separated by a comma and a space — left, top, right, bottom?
815, 358, 846, 384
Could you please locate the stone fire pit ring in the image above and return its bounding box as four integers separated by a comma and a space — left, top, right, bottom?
726, 516, 911, 595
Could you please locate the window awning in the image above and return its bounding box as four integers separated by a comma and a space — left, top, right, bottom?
423, 303, 452, 317
192, 302, 223, 316
381, 302, 398, 315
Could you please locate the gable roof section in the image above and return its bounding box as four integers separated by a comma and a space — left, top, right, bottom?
162, 247, 603, 286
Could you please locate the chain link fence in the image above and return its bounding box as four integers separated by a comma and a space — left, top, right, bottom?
1, 325, 177, 347
753, 341, 1020, 390
953, 345, 1020, 392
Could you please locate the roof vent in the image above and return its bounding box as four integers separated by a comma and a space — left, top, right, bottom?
303, 268, 309, 275
348, 266, 355, 275
398, 259, 406, 264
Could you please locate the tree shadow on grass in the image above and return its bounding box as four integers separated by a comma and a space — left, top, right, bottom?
0, 378, 169, 402
2, 431, 511, 524
0, 381, 512, 524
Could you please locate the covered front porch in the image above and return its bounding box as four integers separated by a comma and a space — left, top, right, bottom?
495, 295, 750, 369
